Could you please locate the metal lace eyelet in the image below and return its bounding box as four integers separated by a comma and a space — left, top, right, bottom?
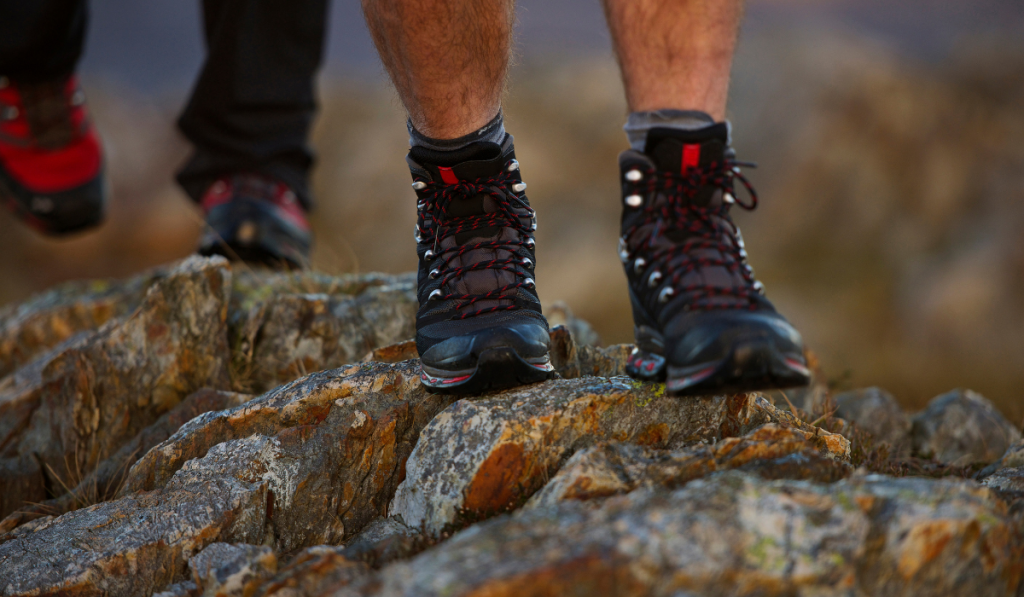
512, 182, 527, 193
521, 257, 533, 268
507, 159, 520, 172
618, 238, 630, 263
625, 169, 643, 182
658, 287, 675, 303
412, 181, 427, 191
524, 277, 536, 289
648, 270, 662, 288
723, 192, 735, 205
429, 269, 440, 279
633, 257, 646, 274
525, 238, 535, 249
428, 289, 443, 301
753, 281, 766, 295
424, 249, 436, 261
625, 194, 643, 208
530, 214, 537, 231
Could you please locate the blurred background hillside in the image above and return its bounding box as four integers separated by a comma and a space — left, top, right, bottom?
1, 0, 1021, 421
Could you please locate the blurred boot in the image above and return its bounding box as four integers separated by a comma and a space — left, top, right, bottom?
0, 0, 105, 235
618, 123, 810, 395
178, 0, 328, 268
197, 173, 311, 269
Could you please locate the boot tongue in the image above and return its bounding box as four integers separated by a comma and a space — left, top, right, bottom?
643, 124, 729, 174
410, 141, 507, 244
643, 124, 730, 215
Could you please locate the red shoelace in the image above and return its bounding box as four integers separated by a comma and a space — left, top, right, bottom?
414, 164, 537, 319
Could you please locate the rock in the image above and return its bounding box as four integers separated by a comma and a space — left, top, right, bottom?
338, 517, 425, 568
0, 434, 271, 597
334, 473, 1024, 597
528, 423, 852, 508
229, 271, 417, 394
983, 438, 1024, 479
189, 543, 277, 597
911, 389, 1022, 465
154, 581, 200, 597
983, 467, 1024, 493
361, 340, 418, 364
834, 386, 912, 456
547, 325, 631, 379
0, 271, 158, 379
119, 361, 453, 553
544, 301, 601, 347
390, 382, 849, 535
0, 388, 251, 535
256, 546, 368, 597
0, 256, 233, 519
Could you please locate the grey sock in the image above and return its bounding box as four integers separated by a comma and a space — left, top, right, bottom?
623, 109, 727, 151
408, 111, 507, 151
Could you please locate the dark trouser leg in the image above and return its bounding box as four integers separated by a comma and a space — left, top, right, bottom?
176, 0, 328, 210
0, 0, 87, 81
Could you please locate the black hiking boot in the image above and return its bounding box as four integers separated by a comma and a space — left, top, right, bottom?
198, 173, 312, 269
409, 136, 553, 394
618, 124, 810, 395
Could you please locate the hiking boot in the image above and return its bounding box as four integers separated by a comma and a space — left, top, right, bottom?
618, 124, 810, 395
409, 136, 553, 393
0, 74, 105, 235
198, 173, 312, 269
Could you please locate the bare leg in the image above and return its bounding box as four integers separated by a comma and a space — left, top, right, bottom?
362, 0, 515, 139
602, 0, 744, 120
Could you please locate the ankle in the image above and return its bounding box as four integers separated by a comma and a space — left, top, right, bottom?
408, 111, 507, 153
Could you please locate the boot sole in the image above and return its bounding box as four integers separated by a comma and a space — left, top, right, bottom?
665, 338, 810, 396
420, 346, 554, 395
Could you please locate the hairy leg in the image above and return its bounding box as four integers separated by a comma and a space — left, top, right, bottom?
602, 0, 744, 120
362, 0, 515, 139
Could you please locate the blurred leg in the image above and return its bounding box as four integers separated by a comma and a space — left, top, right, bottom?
362, 0, 514, 139
0, 0, 87, 82
602, 0, 743, 120
176, 0, 329, 211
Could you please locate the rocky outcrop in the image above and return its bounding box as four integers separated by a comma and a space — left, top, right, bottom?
911, 389, 1022, 465
229, 271, 418, 394
527, 423, 851, 508
0, 256, 233, 520
260, 473, 1024, 597
0, 272, 157, 380
834, 387, 912, 456
0, 388, 250, 534
1, 258, 1022, 597
189, 543, 277, 597
391, 384, 849, 534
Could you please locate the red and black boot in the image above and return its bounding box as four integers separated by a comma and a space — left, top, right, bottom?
409, 137, 554, 394
0, 74, 105, 235
198, 173, 312, 269
618, 124, 810, 395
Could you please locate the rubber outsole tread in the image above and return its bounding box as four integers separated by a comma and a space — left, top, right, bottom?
666, 340, 810, 397
421, 346, 554, 395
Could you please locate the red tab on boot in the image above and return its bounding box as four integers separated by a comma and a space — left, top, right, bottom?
438, 166, 459, 184
682, 143, 701, 172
